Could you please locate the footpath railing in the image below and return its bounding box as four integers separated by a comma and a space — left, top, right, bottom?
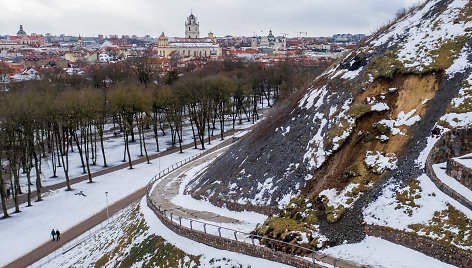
146, 141, 349, 268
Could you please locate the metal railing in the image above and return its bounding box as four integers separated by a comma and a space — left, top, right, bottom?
150, 199, 322, 262
145, 139, 344, 267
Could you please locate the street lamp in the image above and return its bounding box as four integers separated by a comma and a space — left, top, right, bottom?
105, 191, 109, 220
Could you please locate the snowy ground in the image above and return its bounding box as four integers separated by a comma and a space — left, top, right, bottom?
14, 115, 257, 190
0, 135, 236, 267
36, 198, 292, 268
140, 197, 292, 268
170, 152, 268, 234
322, 236, 455, 268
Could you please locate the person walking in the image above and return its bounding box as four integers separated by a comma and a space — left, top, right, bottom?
55, 229, 61, 241
51, 229, 56, 241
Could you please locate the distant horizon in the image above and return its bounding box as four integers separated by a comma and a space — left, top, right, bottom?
2, 0, 421, 38
3, 27, 367, 39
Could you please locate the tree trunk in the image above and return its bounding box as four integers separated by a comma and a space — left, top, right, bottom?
74, 132, 86, 174
84, 126, 93, 183
126, 131, 133, 169
153, 122, 160, 152
10, 165, 20, 213
33, 150, 42, 201
99, 129, 107, 167
0, 151, 9, 218
58, 129, 71, 191
142, 124, 150, 164
190, 118, 198, 149
138, 117, 144, 156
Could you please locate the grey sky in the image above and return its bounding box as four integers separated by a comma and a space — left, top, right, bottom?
2, 0, 422, 38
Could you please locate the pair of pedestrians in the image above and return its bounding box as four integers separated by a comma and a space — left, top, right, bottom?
50, 229, 61, 241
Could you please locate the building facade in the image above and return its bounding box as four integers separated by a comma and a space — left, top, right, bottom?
251, 30, 286, 51
154, 13, 222, 58
0, 25, 46, 48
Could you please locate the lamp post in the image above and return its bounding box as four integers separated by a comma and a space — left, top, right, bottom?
105, 191, 109, 220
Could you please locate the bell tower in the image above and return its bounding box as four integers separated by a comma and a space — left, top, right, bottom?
185, 13, 200, 38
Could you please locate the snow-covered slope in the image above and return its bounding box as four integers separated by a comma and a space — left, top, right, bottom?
186, 0, 472, 257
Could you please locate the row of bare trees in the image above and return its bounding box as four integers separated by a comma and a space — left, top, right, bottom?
0, 57, 327, 218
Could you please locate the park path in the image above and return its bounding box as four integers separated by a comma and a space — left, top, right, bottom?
148, 141, 359, 268
4, 128, 248, 268
150, 140, 239, 224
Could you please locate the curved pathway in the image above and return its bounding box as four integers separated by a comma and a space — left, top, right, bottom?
148, 142, 358, 268
3, 130, 243, 268
150, 142, 239, 224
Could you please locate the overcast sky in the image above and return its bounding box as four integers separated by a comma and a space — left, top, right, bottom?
2, 0, 422, 38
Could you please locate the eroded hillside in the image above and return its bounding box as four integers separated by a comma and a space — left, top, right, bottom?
186, 0, 472, 254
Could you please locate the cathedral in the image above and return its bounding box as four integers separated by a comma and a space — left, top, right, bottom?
0, 25, 46, 49
154, 13, 222, 58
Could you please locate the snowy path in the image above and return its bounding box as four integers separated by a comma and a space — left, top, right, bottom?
433, 162, 472, 203
149, 139, 268, 237
1, 134, 238, 267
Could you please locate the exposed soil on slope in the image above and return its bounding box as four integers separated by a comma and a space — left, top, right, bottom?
319, 57, 472, 244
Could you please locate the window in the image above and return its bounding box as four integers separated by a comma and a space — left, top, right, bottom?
189, 27, 191, 31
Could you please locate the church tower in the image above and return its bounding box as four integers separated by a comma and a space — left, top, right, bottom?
17, 25, 26, 37
185, 13, 200, 38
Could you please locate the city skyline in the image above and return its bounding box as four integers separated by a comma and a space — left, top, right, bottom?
2, 0, 421, 38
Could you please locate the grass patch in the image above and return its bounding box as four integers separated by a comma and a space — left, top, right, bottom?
348, 103, 372, 119
429, 36, 469, 71
395, 178, 422, 216
323, 197, 345, 223
365, 49, 405, 80
366, 35, 468, 80
375, 122, 390, 134
255, 195, 326, 251
408, 204, 472, 250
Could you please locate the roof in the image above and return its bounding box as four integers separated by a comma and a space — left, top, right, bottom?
228, 49, 260, 55
8, 35, 44, 41
165, 37, 220, 48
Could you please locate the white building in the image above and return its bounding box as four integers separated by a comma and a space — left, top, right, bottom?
154, 13, 222, 58
251, 30, 286, 51
98, 53, 112, 62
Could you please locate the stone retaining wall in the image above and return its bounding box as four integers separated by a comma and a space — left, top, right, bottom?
365, 225, 472, 268
447, 158, 472, 190
425, 128, 472, 210
425, 158, 472, 210
146, 198, 320, 268
430, 129, 472, 164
